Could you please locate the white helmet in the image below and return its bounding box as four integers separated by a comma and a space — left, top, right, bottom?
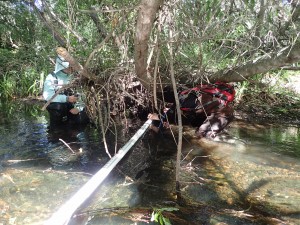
54, 56, 69, 73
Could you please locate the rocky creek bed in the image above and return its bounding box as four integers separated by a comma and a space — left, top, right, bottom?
178, 120, 300, 225
1, 99, 300, 224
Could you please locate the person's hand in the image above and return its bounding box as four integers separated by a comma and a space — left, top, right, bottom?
69, 108, 79, 115
67, 95, 78, 103
147, 113, 160, 120
149, 124, 160, 133
165, 103, 174, 108
163, 108, 170, 113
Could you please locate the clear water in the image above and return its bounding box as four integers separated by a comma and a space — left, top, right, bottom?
0, 100, 300, 225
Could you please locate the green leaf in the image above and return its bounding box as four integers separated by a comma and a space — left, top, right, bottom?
151, 211, 160, 222
159, 215, 164, 225
163, 217, 172, 225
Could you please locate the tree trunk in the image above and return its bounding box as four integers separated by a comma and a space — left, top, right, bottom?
210, 43, 300, 82
134, 0, 164, 90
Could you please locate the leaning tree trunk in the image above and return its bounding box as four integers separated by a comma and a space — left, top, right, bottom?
210, 42, 300, 82
30, 1, 66, 47
56, 47, 95, 81
134, 0, 164, 90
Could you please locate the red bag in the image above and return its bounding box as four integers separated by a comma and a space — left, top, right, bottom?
199, 82, 235, 103
179, 82, 235, 111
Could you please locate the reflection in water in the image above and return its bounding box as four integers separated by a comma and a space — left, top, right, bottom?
224, 121, 300, 171
181, 120, 300, 224
230, 121, 300, 157
0, 102, 300, 224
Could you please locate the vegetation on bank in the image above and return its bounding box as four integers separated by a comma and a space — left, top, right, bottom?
1, 1, 300, 96
1, 0, 300, 146
235, 72, 300, 124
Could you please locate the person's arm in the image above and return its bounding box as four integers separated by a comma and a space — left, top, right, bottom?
43, 74, 69, 103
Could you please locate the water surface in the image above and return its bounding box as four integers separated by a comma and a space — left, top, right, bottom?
0, 101, 300, 225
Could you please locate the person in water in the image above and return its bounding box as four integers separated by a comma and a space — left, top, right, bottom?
147, 82, 235, 139
43, 55, 89, 127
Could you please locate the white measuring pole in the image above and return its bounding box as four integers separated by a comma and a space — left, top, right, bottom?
44, 119, 152, 225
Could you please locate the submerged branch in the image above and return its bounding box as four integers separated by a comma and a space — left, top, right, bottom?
59, 138, 76, 154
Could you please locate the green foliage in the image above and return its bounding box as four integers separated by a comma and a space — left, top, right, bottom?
0, 1, 36, 48
0, 67, 41, 99
0, 49, 14, 67
151, 207, 178, 225
19, 67, 41, 96
235, 70, 300, 102
0, 73, 17, 99
0, 0, 299, 101
0, 99, 45, 120
235, 81, 250, 103
0, 47, 48, 99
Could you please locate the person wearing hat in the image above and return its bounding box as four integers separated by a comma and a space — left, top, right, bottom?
43, 55, 89, 127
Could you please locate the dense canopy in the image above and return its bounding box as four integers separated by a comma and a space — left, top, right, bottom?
1, 1, 300, 87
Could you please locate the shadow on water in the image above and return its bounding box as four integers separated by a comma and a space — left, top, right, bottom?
1, 101, 300, 224
0, 101, 179, 224
179, 120, 300, 225
0, 100, 110, 171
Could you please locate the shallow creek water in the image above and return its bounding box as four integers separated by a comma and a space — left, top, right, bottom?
0, 101, 299, 225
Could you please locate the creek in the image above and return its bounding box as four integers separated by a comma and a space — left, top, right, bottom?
0, 100, 299, 225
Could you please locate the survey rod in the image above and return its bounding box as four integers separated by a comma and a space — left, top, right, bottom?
44, 119, 152, 225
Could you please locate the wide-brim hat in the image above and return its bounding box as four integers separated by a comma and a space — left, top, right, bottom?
54, 56, 69, 73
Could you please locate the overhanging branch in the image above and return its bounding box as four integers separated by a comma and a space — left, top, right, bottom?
210, 42, 300, 82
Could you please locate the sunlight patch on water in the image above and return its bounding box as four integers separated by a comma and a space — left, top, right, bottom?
0, 168, 91, 224
180, 120, 300, 224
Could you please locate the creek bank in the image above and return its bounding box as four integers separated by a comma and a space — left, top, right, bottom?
235, 87, 300, 125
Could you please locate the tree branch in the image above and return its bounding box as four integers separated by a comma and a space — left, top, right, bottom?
87, 6, 107, 40
43, 1, 88, 44
30, 1, 66, 47
210, 42, 300, 82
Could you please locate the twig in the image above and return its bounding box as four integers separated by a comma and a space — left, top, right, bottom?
168, 28, 183, 184
41, 83, 74, 111
180, 149, 194, 162
59, 138, 76, 154
79, 6, 136, 14
91, 87, 112, 158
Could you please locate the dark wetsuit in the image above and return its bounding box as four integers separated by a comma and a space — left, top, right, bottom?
43, 69, 89, 127
156, 84, 234, 138
46, 102, 89, 127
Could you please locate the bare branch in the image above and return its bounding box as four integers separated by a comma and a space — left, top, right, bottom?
43, 1, 87, 44
210, 43, 300, 82
30, 1, 66, 46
